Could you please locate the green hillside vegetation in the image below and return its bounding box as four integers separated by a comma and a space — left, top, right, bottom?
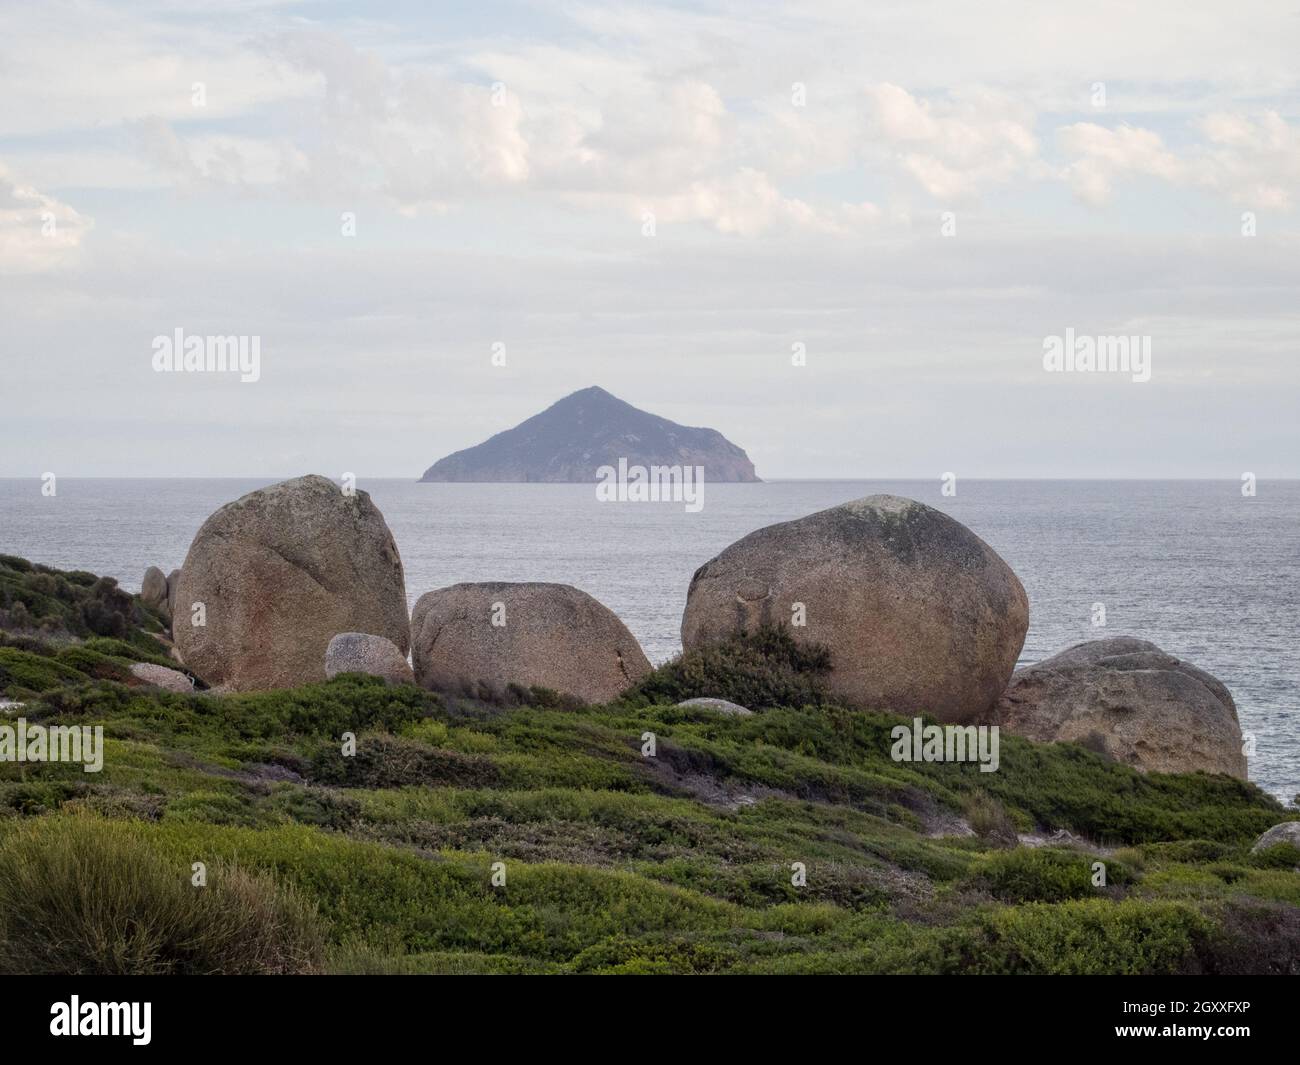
1, 556, 1297, 975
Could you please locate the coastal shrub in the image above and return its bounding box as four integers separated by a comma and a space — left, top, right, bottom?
44, 819, 741, 961
503, 683, 585, 711
81, 636, 178, 669
567, 934, 736, 974
951, 899, 1210, 975
0, 631, 53, 655
1200, 900, 1300, 975
25, 674, 438, 756
0, 780, 81, 815
962, 790, 1019, 846
1137, 839, 1232, 864
1246, 842, 1300, 870
0, 815, 325, 974
0, 636, 183, 696
0, 555, 163, 649
621, 626, 832, 710
270, 787, 363, 831
53, 646, 134, 683
962, 740, 1283, 845
329, 946, 561, 975
164, 788, 262, 827
727, 900, 1214, 976
0, 647, 89, 696
307, 732, 502, 789
965, 846, 1131, 903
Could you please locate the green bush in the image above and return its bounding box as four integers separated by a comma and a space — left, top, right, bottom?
54, 646, 134, 683
1247, 842, 1300, 869
621, 626, 832, 710
965, 846, 1129, 903
0, 815, 325, 974
1137, 839, 1232, 863
0, 647, 89, 696
307, 732, 501, 789
0, 555, 164, 649
955, 899, 1210, 975
26, 673, 440, 757
567, 933, 735, 974
82, 636, 179, 670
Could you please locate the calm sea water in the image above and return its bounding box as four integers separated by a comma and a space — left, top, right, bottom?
1, 478, 1296, 801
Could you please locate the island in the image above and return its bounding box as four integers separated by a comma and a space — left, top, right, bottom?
418, 385, 761, 482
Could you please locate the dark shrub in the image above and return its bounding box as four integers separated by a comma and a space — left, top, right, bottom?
621, 626, 832, 710
1247, 842, 1300, 869
307, 733, 501, 789
1200, 900, 1300, 975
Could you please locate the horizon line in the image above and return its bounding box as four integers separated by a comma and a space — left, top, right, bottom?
2, 476, 1296, 483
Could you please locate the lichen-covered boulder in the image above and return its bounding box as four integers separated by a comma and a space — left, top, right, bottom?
680, 495, 1028, 722
411, 582, 650, 704
173, 475, 409, 692
325, 632, 414, 686
996, 637, 1247, 778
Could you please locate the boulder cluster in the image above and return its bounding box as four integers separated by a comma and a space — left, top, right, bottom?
141, 475, 1248, 780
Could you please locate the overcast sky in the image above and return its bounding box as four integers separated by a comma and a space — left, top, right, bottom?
2, 1, 1298, 478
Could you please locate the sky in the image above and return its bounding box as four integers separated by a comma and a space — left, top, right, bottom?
1, 0, 1298, 478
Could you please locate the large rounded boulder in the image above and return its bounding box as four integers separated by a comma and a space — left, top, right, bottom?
680, 495, 1028, 722
995, 637, 1247, 778
411, 582, 651, 704
173, 475, 409, 692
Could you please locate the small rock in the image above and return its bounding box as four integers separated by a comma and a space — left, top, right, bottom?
141, 566, 169, 612
325, 632, 414, 686
1251, 822, 1300, 854
676, 697, 754, 716
129, 662, 193, 693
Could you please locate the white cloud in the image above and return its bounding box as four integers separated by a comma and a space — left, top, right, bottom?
0, 2, 315, 137
123, 31, 881, 234
1197, 111, 1300, 210
863, 84, 1040, 201
0, 165, 92, 274
647, 167, 878, 236
1059, 113, 1300, 210
1058, 122, 1185, 204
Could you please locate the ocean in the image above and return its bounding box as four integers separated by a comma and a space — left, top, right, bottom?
1, 477, 1296, 801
